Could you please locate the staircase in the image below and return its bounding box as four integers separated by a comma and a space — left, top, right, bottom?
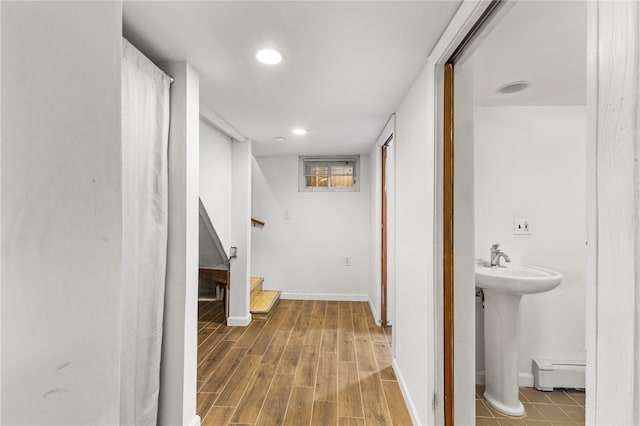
250, 277, 280, 316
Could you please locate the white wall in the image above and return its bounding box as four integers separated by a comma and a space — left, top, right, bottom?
394, 65, 437, 425
199, 119, 233, 254
158, 61, 200, 426
251, 155, 370, 299
474, 106, 587, 380
385, 140, 397, 329
228, 141, 253, 325
369, 147, 381, 316
1, 2, 123, 424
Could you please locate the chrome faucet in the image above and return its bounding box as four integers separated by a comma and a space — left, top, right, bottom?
490, 244, 511, 267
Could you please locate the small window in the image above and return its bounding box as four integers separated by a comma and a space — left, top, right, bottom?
299, 156, 360, 192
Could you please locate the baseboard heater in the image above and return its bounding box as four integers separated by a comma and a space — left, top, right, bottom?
532, 359, 586, 391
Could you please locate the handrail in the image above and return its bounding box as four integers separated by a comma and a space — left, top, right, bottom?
251, 218, 266, 227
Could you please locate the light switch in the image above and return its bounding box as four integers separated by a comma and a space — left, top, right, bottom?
514, 218, 532, 235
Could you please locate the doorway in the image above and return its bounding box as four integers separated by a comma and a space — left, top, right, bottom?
376, 117, 396, 333
381, 141, 388, 327
441, 1, 588, 424
380, 131, 398, 332
370, 115, 396, 336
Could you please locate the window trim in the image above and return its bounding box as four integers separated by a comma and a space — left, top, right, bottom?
298, 155, 360, 192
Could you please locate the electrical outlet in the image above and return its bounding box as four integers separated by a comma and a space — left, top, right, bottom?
344, 257, 351, 266
283, 210, 290, 220
514, 218, 532, 235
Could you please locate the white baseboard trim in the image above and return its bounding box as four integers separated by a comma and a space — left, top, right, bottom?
475, 371, 534, 388
367, 296, 380, 325
520, 372, 534, 387
393, 358, 423, 426
187, 415, 201, 426
532, 359, 586, 391
280, 292, 368, 302
226, 314, 252, 326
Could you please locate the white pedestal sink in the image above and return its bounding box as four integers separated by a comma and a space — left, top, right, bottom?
476, 263, 563, 416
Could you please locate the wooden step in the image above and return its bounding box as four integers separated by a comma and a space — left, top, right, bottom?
249, 277, 264, 303
250, 277, 264, 296
250, 290, 281, 315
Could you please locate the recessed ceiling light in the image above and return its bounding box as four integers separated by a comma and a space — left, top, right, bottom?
292, 128, 308, 135
497, 81, 531, 94
273, 136, 286, 143
256, 48, 282, 65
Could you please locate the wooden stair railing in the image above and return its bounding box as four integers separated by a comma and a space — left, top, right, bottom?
251, 217, 265, 227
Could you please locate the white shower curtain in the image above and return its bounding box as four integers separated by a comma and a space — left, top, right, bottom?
121, 38, 171, 426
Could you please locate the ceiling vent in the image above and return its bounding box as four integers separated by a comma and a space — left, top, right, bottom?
497, 81, 531, 94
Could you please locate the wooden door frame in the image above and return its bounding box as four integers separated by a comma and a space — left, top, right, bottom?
381, 143, 388, 327
585, 2, 640, 422
443, 63, 455, 425
375, 117, 395, 332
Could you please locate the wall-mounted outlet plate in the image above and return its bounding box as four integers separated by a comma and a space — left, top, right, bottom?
514, 218, 532, 235
344, 257, 351, 266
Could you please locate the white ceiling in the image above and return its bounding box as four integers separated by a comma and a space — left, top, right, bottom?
123, 1, 461, 156
472, 1, 586, 106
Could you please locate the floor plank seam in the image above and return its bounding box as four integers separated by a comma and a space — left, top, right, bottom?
280, 379, 300, 425
310, 302, 329, 425
227, 356, 265, 423
353, 314, 368, 424
250, 367, 277, 425
198, 340, 233, 385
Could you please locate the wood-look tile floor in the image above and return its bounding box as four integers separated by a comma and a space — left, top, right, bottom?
476, 384, 585, 426
197, 299, 413, 426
